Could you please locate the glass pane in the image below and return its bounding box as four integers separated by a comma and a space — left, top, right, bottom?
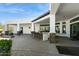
62, 25, 66, 34
55, 26, 60, 33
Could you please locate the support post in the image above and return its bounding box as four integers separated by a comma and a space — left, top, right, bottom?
31, 23, 35, 32
17, 23, 20, 33
48, 3, 60, 43
49, 15, 58, 43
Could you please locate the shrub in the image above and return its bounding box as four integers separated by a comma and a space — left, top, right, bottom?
0, 39, 12, 56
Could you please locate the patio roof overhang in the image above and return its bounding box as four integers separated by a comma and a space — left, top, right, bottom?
56, 3, 79, 21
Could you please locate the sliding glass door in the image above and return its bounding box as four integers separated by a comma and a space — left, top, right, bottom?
70, 23, 79, 37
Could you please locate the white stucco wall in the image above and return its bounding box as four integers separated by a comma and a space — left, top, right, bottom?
20, 24, 31, 34
7, 24, 32, 34
56, 20, 70, 38
5, 20, 32, 34
17, 23, 20, 31
34, 24, 40, 32
50, 3, 60, 33
31, 23, 35, 31
13, 25, 17, 34
66, 20, 70, 37
8, 24, 17, 34
50, 15, 55, 33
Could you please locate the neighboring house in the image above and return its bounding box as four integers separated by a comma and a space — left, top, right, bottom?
5, 20, 32, 34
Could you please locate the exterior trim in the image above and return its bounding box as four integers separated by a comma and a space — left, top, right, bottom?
32, 11, 50, 22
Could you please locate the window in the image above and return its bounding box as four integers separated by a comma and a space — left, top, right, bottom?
40, 24, 49, 32
62, 22, 66, 24
55, 22, 60, 33
62, 25, 66, 34
55, 23, 60, 25
62, 22, 66, 34
29, 27, 31, 29
55, 26, 60, 33
20, 27, 23, 30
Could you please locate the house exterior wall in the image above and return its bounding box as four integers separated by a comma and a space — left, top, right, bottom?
7, 24, 17, 34
13, 25, 17, 34
7, 24, 32, 34
31, 23, 35, 32
66, 20, 70, 37
55, 15, 79, 38
5, 20, 32, 34
50, 3, 60, 33
34, 24, 40, 32
20, 24, 31, 34
50, 15, 55, 33
56, 20, 70, 38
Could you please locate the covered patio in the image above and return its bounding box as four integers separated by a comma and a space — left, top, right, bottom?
31, 11, 50, 41
30, 3, 79, 55
31, 4, 60, 43
56, 3, 79, 38
53, 3, 79, 55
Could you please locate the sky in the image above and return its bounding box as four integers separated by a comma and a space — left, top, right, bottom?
0, 3, 49, 23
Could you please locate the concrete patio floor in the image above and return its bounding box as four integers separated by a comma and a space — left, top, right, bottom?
11, 34, 64, 56
55, 37, 79, 47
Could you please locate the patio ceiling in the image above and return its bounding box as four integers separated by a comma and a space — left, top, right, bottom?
56, 3, 79, 21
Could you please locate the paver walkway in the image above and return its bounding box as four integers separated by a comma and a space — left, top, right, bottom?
11, 34, 63, 56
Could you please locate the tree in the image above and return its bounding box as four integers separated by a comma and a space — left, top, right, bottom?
0, 24, 3, 33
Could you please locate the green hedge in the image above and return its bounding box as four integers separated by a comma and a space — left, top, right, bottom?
0, 40, 12, 56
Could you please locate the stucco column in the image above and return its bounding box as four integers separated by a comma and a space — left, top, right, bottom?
66, 20, 70, 37
48, 3, 60, 43
31, 23, 35, 32
50, 3, 60, 33
50, 15, 55, 33
35, 24, 40, 32
60, 22, 62, 34
17, 23, 20, 32
49, 15, 58, 43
